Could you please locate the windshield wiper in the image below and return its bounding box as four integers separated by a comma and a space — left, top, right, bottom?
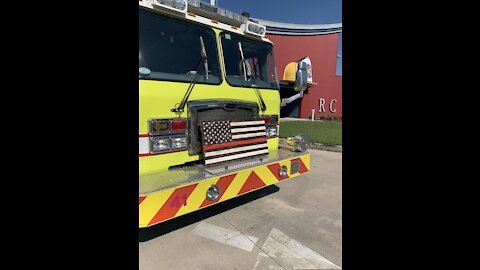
171, 36, 209, 113
201, 36, 208, 81
238, 42, 267, 112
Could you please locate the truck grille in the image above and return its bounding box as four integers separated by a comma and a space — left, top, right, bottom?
187, 100, 260, 156
200, 119, 268, 166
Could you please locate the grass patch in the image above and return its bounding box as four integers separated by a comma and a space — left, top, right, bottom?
279, 121, 342, 146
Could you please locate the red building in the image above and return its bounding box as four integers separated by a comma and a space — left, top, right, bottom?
257, 19, 342, 119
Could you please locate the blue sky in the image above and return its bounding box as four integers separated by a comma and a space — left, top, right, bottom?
203, 0, 342, 76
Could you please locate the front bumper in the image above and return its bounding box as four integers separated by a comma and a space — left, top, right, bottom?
139, 148, 310, 228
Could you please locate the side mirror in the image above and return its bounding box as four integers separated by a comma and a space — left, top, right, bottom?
294, 61, 308, 92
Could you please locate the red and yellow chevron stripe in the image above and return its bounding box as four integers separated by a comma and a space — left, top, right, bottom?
139, 153, 310, 227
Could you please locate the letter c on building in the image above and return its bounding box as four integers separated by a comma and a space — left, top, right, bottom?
329, 99, 337, 113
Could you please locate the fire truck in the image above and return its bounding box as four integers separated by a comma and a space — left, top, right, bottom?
139, 0, 311, 228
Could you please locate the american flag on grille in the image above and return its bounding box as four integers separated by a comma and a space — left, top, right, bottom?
201, 120, 268, 165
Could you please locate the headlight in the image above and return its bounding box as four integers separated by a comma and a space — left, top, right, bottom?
267, 126, 278, 137
151, 137, 171, 153
171, 137, 187, 149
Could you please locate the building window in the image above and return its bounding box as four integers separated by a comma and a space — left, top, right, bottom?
336, 32, 342, 76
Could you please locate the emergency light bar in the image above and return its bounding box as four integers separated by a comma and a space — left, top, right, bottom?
241, 21, 266, 37
151, 0, 188, 14
187, 0, 248, 26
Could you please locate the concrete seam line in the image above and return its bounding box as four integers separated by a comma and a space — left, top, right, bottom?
222, 216, 288, 270
191, 222, 259, 252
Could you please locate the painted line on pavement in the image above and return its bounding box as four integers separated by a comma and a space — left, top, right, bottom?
191, 222, 259, 252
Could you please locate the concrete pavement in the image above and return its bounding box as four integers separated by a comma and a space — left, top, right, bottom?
139, 149, 342, 269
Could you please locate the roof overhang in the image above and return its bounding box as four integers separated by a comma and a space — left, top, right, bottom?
254, 18, 342, 35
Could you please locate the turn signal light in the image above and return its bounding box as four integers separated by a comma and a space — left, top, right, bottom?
261, 115, 278, 126
171, 119, 187, 131
262, 115, 271, 125
150, 119, 170, 134
149, 118, 187, 135
262, 115, 279, 138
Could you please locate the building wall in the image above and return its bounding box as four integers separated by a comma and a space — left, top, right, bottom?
266, 33, 342, 118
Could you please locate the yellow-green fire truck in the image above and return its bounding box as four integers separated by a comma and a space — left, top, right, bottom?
139, 0, 311, 228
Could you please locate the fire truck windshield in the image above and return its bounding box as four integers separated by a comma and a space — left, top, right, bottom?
139, 9, 221, 84
220, 32, 279, 90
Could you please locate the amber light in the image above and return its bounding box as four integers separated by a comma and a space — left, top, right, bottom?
152, 121, 169, 132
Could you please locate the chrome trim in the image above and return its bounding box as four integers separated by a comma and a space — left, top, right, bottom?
140, 147, 309, 195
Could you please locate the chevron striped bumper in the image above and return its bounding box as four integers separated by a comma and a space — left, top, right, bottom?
139, 149, 310, 228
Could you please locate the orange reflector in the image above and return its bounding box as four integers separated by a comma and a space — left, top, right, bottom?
187, 12, 196, 17
231, 26, 238, 29
211, 20, 219, 24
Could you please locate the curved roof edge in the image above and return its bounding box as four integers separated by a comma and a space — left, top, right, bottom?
254, 18, 342, 35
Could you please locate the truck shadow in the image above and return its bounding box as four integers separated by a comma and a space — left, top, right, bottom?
139, 184, 280, 242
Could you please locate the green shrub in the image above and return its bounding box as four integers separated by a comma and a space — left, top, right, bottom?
318, 114, 341, 121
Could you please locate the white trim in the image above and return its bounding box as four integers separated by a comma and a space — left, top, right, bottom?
139, 137, 150, 155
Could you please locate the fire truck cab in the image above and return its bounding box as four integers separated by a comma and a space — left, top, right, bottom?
139, 0, 311, 228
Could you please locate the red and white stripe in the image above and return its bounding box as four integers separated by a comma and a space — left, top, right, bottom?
201, 120, 268, 165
